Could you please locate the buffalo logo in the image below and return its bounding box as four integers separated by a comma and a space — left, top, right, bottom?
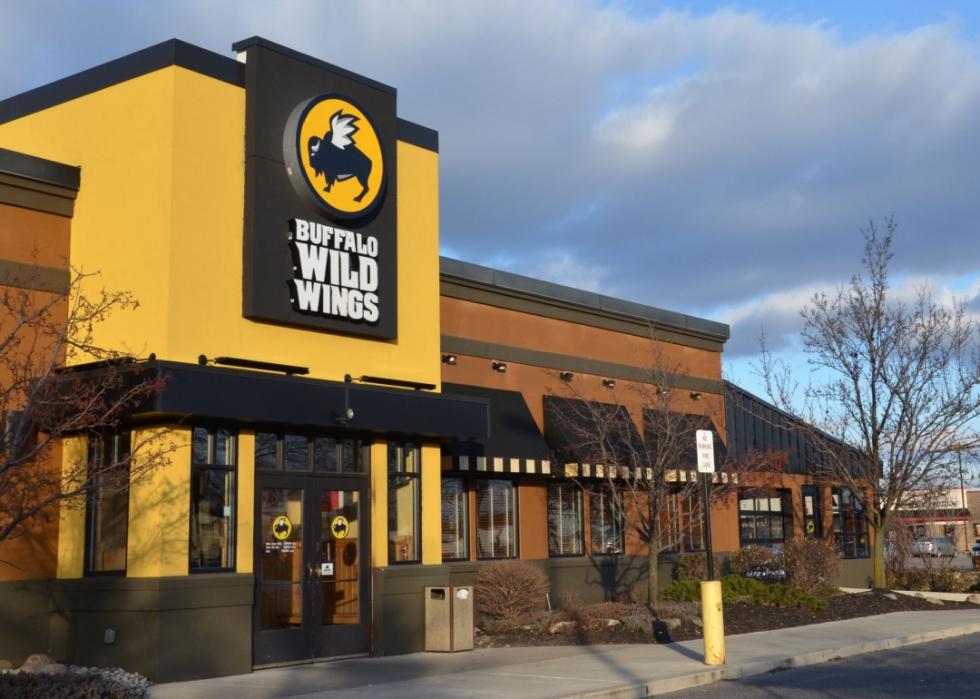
285, 94, 385, 219
272, 515, 292, 541
331, 515, 350, 540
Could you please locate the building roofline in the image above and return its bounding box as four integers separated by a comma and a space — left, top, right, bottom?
0, 39, 244, 125
440, 256, 730, 343
232, 36, 396, 96
0, 147, 80, 190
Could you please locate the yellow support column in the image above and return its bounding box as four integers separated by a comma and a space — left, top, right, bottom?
701, 580, 726, 665
420, 444, 441, 565
370, 441, 388, 568
127, 427, 191, 578
236, 432, 255, 573
56, 437, 89, 579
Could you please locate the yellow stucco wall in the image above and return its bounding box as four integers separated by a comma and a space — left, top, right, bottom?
236, 432, 256, 574
127, 427, 191, 578
0, 67, 442, 388
370, 441, 389, 568
421, 444, 442, 565
55, 437, 88, 579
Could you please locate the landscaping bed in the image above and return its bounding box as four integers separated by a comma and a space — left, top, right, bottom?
475, 589, 980, 648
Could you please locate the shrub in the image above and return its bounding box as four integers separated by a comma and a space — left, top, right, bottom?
727, 545, 785, 577
660, 575, 826, 610
783, 538, 840, 596
474, 560, 550, 620
674, 553, 725, 582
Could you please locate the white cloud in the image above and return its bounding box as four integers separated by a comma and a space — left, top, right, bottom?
2, 2, 980, 362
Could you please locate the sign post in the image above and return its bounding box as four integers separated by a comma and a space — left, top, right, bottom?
695, 428, 725, 666
696, 429, 716, 580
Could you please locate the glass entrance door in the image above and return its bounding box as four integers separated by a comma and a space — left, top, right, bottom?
254, 477, 369, 665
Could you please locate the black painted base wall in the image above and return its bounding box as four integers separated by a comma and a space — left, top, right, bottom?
0, 574, 253, 682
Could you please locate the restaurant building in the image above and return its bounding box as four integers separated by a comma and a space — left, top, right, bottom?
0, 38, 872, 681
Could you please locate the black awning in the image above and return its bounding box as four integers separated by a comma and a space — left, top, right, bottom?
543, 395, 645, 475
643, 409, 728, 470
442, 383, 553, 475
74, 360, 489, 440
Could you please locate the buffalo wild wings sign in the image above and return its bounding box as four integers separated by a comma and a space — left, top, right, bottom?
240, 40, 397, 339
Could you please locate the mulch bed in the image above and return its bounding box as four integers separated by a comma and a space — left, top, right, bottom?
475, 590, 980, 648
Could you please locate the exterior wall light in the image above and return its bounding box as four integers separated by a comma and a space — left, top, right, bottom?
442, 354, 458, 365
657, 387, 670, 396
602, 378, 616, 389
690, 391, 702, 400
492, 360, 508, 373
559, 371, 574, 382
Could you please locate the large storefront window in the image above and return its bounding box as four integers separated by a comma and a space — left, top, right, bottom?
190, 427, 237, 571
441, 477, 468, 561
476, 479, 517, 559
589, 487, 624, 555
833, 487, 869, 558
548, 481, 584, 556
255, 432, 369, 473
388, 443, 420, 563
802, 484, 823, 539
739, 490, 790, 548
86, 432, 131, 574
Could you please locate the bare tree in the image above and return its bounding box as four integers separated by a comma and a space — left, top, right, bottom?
548, 351, 766, 602
758, 219, 980, 588
0, 263, 174, 552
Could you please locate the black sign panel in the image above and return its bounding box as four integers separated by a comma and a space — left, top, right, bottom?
240, 40, 397, 340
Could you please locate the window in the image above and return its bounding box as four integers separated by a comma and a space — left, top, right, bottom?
678, 491, 704, 552
441, 477, 468, 561
802, 485, 822, 539
255, 432, 368, 473
548, 482, 584, 557
589, 488, 623, 554
86, 432, 131, 574
388, 442, 420, 563
190, 427, 237, 571
739, 490, 790, 548
476, 479, 517, 559
832, 487, 869, 558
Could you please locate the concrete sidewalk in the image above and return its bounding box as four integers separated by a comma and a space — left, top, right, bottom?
151, 609, 980, 699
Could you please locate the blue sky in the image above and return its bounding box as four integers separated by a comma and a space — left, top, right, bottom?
2, 1, 979, 407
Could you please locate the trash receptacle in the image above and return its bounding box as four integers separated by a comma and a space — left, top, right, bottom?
424, 585, 473, 652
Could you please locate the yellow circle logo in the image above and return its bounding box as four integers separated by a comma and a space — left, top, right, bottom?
287, 94, 386, 219
331, 515, 350, 540
272, 515, 292, 541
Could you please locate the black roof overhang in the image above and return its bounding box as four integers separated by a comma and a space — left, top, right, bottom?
70, 360, 489, 441
442, 383, 552, 461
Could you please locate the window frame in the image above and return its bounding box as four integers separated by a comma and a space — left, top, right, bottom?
388, 441, 422, 564
440, 476, 469, 562
738, 489, 791, 548
802, 484, 823, 540
548, 481, 585, 558
588, 486, 624, 555
189, 426, 239, 574
254, 431, 369, 475
84, 431, 132, 577
832, 487, 870, 559
475, 478, 519, 560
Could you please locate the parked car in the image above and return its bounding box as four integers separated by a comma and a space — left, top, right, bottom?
914, 536, 956, 557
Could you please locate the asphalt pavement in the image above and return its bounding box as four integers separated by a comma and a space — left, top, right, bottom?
660, 631, 980, 698
151, 608, 980, 699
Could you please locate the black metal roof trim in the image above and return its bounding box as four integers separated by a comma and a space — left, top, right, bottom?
442, 382, 552, 461
0, 148, 80, 190
130, 360, 488, 440
232, 36, 396, 96
0, 39, 244, 125
397, 118, 439, 152
440, 256, 730, 342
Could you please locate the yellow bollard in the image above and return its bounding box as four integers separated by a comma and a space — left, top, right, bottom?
700, 580, 725, 665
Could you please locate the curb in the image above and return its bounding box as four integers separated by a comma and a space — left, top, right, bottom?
566, 621, 980, 699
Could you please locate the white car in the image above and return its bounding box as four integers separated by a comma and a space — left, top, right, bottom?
914, 536, 956, 557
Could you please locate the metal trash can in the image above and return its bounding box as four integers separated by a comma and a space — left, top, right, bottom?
424, 585, 473, 652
